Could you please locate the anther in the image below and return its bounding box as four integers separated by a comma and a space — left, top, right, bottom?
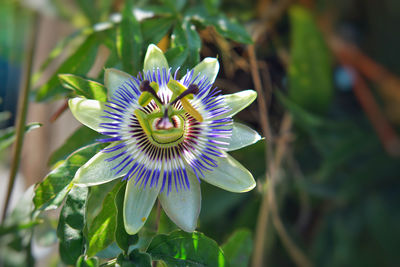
140, 80, 162, 103
170, 84, 199, 106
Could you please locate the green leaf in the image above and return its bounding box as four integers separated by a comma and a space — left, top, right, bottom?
165, 46, 188, 71
33, 30, 85, 82
58, 74, 107, 102
34, 143, 105, 211
182, 20, 201, 69
160, 0, 187, 12
147, 230, 227, 266
204, 0, 221, 14
76, 255, 99, 267
116, 249, 152, 267
277, 91, 327, 129
48, 126, 101, 166
76, 0, 101, 25
36, 34, 100, 101
86, 181, 119, 228
186, 9, 252, 44
221, 90, 257, 118
134, 6, 175, 17
118, 0, 143, 73
0, 122, 41, 151
211, 14, 252, 44
227, 122, 262, 151
57, 186, 88, 265
288, 6, 333, 113
141, 17, 174, 46
222, 229, 253, 267
86, 182, 122, 257
115, 182, 138, 253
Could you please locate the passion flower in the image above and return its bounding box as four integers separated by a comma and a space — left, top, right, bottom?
69, 44, 261, 234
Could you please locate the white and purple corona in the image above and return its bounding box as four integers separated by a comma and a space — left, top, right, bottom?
69, 44, 261, 234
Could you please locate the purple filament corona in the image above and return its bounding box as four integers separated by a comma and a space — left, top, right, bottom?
98, 68, 233, 194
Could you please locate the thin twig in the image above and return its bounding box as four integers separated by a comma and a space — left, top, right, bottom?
268, 114, 312, 267
249, 43, 274, 267
50, 100, 68, 123
2, 12, 39, 222
249, 44, 312, 267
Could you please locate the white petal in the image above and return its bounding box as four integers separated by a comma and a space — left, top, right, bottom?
73, 143, 127, 186
181, 57, 219, 84
200, 153, 256, 192
69, 97, 111, 132
158, 172, 200, 232
143, 44, 169, 73
227, 122, 262, 151
104, 68, 133, 98
222, 90, 257, 118
124, 179, 160, 235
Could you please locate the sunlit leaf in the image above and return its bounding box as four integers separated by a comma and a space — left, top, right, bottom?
57, 187, 88, 265
211, 14, 252, 44
147, 230, 227, 266
58, 74, 107, 101
76, 255, 99, 267
116, 249, 152, 267
34, 143, 105, 211
86, 182, 122, 257
36, 34, 100, 101
48, 126, 101, 166
33, 30, 85, 81
114, 182, 138, 253
118, 0, 143, 73
141, 17, 174, 46
182, 20, 201, 69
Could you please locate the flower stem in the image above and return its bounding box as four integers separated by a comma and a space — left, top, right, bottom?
2, 12, 39, 222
